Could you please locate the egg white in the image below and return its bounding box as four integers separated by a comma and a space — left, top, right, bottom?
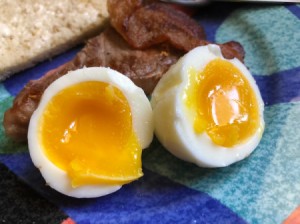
28, 67, 153, 198
151, 44, 265, 168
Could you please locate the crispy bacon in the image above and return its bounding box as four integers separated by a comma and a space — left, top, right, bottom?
108, 0, 206, 51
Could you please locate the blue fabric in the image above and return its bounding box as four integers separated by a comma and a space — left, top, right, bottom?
0, 153, 246, 224
1, 2, 299, 224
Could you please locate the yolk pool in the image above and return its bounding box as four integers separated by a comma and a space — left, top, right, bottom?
39, 81, 142, 187
184, 58, 260, 147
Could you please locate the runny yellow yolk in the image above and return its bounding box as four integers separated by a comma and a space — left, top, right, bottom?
184, 58, 260, 147
40, 81, 142, 187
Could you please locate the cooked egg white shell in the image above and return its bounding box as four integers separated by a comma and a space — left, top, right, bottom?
151, 44, 264, 168
28, 67, 154, 198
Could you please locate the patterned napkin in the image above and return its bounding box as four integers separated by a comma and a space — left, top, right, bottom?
0, 3, 299, 224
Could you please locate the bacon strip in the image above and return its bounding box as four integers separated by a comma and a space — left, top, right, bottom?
108, 0, 206, 51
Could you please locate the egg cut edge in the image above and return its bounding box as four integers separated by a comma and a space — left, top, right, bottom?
28, 67, 154, 198
151, 44, 265, 168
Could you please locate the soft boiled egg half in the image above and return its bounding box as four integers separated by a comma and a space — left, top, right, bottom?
151, 44, 264, 167
28, 67, 153, 198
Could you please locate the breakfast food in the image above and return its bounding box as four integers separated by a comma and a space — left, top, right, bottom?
0, 0, 109, 80
108, 0, 206, 51
3, 27, 182, 141
28, 67, 153, 198
151, 45, 265, 167
3, 0, 245, 142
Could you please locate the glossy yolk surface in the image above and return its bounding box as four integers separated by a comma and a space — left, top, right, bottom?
184, 58, 260, 147
40, 81, 142, 187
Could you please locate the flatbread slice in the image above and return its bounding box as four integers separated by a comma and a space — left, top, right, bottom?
0, 0, 109, 80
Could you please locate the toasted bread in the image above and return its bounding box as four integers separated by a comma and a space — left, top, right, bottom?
0, 0, 109, 80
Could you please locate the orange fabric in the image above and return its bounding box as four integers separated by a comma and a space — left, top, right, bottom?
61, 218, 76, 224
283, 206, 300, 224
